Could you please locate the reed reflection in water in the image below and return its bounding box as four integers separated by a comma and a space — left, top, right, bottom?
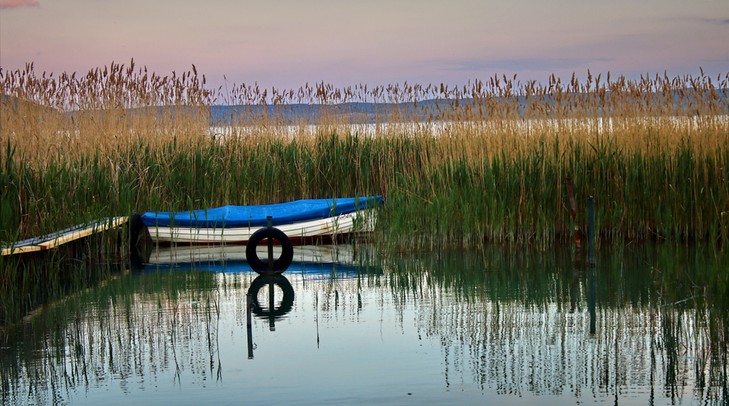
386, 244, 728, 404
0, 244, 726, 405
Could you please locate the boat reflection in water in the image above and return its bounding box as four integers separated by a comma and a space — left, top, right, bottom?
142, 243, 380, 360
143, 243, 372, 277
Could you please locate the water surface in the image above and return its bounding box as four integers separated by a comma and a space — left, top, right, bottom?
1, 244, 727, 405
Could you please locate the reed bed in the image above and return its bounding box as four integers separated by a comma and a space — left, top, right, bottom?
1, 62, 728, 250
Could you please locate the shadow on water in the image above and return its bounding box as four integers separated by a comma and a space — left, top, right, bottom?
0, 243, 726, 405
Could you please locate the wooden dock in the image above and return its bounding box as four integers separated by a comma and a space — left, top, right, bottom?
1, 217, 129, 256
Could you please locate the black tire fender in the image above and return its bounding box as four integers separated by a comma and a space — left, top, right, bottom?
245, 227, 294, 274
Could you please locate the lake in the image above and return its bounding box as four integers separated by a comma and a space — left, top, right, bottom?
1, 243, 727, 405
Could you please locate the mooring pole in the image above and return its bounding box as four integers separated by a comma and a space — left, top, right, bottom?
266, 216, 273, 271
268, 282, 276, 332
246, 293, 254, 359
588, 268, 596, 335
564, 177, 581, 252
587, 196, 596, 268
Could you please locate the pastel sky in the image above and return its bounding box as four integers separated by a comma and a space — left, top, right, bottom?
1, 0, 727, 92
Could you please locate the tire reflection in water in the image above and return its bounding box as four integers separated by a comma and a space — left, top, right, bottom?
246, 275, 295, 359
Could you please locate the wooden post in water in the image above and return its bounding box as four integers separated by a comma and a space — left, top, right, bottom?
267, 216, 274, 271
587, 196, 596, 268
564, 177, 582, 252
587, 196, 597, 334
588, 268, 596, 335
268, 282, 276, 332
246, 293, 254, 359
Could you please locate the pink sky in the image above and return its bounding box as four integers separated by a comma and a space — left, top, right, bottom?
0, 0, 38, 9
1, 0, 727, 93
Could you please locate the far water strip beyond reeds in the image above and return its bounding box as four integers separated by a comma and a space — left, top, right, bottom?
1, 243, 726, 405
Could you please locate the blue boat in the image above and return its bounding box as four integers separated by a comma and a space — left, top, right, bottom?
138, 196, 383, 244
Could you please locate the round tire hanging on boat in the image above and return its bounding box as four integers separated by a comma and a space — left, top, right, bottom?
245, 227, 294, 274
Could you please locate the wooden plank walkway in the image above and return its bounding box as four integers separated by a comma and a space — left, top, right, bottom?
1, 216, 129, 256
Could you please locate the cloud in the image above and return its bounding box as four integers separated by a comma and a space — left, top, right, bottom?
0, 0, 39, 10
668, 16, 729, 26
697, 17, 729, 25
442, 57, 612, 73
691, 17, 729, 25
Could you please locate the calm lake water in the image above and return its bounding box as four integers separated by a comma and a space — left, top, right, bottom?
1, 243, 727, 405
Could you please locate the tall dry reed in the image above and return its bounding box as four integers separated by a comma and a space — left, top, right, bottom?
1, 62, 728, 248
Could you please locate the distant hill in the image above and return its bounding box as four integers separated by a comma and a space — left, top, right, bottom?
209, 89, 729, 125
209, 99, 457, 125
1, 94, 61, 116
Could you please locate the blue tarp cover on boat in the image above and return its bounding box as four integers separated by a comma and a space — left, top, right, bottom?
140, 196, 383, 228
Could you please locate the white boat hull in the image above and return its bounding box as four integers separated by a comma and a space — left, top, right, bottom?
145, 209, 377, 244
147, 244, 360, 265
